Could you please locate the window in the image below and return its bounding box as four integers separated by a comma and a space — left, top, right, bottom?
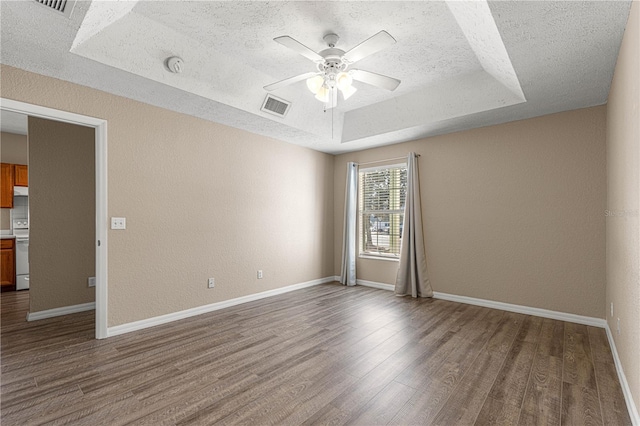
358, 163, 407, 259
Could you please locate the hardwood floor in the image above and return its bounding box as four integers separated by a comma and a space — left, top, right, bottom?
0, 283, 631, 425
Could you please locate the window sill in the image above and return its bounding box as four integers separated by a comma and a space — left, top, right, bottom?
359, 255, 400, 262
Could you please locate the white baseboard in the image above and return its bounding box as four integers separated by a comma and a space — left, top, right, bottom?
27, 302, 96, 321
432, 291, 607, 328
357, 279, 395, 291
107, 276, 337, 337
605, 323, 640, 425
355, 279, 606, 328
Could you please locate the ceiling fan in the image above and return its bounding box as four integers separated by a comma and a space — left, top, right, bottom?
264, 31, 401, 109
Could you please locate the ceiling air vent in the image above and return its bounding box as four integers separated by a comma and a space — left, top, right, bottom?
261, 95, 291, 118
34, 0, 76, 18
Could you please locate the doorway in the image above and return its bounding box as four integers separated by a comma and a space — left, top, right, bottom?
0, 98, 108, 339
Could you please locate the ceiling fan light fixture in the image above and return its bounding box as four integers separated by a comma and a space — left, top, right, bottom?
315, 86, 331, 103
336, 72, 353, 91
306, 75, 324, 94
340, 84, 357, 100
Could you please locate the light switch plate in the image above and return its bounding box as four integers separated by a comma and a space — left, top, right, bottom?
111, 217, 126, 230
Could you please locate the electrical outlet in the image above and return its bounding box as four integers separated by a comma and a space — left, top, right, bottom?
88, 277, 96, 287
611, 302, 614, 317
257, 270, 263, 279
617, 318, 620, 335
208, 278, 215, 289
111, 217, 126, 230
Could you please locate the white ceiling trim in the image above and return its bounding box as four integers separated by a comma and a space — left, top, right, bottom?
71, 1, 136, 51
342, 70, 525, 143
447, 0, 526, 101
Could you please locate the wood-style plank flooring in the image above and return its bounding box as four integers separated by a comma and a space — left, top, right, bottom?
0, 283, 632, 425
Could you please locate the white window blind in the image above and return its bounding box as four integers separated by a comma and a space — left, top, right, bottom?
358, 163, 407, 259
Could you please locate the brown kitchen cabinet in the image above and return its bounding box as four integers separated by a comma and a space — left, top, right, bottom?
1, 238, 16, 292
0, 163, 14, 208
14, 165, 28, 187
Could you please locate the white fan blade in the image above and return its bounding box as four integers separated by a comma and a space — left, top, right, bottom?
342, 31, 396, 64
351, 69, 401, 91
264, 72, 319, 92
274, 36, 324, 62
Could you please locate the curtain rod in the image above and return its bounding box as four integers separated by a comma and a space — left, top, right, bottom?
356, 154, 420, 167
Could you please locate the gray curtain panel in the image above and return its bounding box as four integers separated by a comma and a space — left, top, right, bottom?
395, 153, 433, 297
340, 162, 358, 286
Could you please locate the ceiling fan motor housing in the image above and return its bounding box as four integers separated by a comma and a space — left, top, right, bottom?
319, 58, 346, 88
323, 33, 340, 48
317, 44, 351, 90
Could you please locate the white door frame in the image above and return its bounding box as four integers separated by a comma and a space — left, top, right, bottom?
1, 98, 108, 339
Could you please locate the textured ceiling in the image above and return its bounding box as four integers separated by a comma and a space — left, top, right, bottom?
0, 110, 28, 135
0, 1, 631, 154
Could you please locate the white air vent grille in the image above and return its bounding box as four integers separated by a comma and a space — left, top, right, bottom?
34, 0, 75, 18
261, 95, 291, 117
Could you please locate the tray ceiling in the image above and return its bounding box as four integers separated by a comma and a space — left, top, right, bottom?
0, 1, 631, 154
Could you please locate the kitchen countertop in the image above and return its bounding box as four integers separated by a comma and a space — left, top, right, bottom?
1, 235, 16, 239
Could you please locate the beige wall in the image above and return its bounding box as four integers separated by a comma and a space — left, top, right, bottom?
0, 65, 335, 326
335, 106, 607, 319
0, 131, 28, 164
606, 0, 640, 416
28, 117, 96, 312
0, 131, 28, 230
